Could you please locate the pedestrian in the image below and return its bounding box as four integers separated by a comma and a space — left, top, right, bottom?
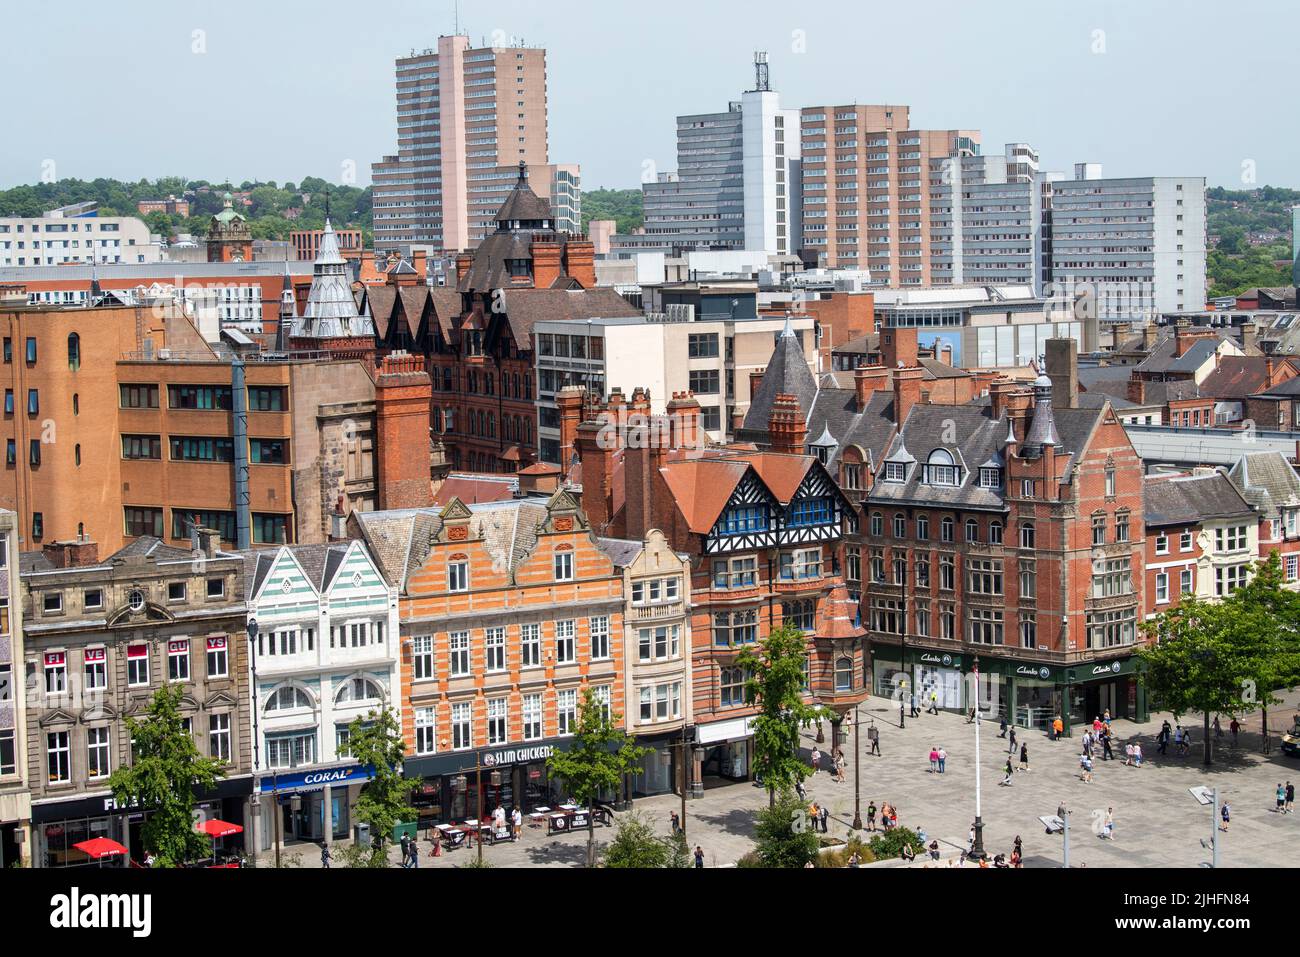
928, 839, 941, 861
1013, 835, 1023, 865
1230, 717, 1240, 746
811, 747, 821, 775
869, 722, 881, 756
966, 707, 977, 724
670, 810, 680, 834
1288, 781, 1295, 814
1008, 726, 1018, 754
1219, 801, 1230, 832
927, 691, 937, 715
400, 832, 411, 868
1010, 846, 1022, 868
795, 779, 807, 802
999, 715, 1008, 738
1173, 725, 1183, 754
808, 802, 819, 832
1093, 716, 1103, 735
1180, 728, 1192, 757
937, 747, 947, 774
409, 840, 419, 868
512, 806, 522, 840
1213, 716, 1223, 739
1133, 742, 1143, 767
1019, 743, 1030, 772
493, 803, 507, 839
912, 691, 921, 718
321, 843, 331, 869
968, 823, 976, 853
819, 804, 830, 834
867, 801, 877, 831
694, 845, 704, 868
1103, 808, 1115, 840
929, 746, 939, 773
1052, 716, 1064, 741
1158, 720, 1171, 755
1079, 753, 1093, 783
1277, 783, 1286, 814
1102, 730, 1114, 762
1000, 757, 1013, 786
1056, 802, 1068, 827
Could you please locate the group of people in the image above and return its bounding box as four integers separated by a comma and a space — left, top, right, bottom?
806, 801, 832, 833
1156, 720, 1194, 756
864, 800, 899, 832
810, 745, 851, 782
927, 746, 948, 773
1275, 782, 1296, 814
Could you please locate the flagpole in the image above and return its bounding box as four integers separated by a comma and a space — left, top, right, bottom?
970, 655, 987, 860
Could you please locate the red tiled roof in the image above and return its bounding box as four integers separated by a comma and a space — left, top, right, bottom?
658, 458, 749, 533
432, 475, 516, 506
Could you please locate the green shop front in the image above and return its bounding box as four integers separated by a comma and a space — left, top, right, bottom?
869, 643, 1148, 734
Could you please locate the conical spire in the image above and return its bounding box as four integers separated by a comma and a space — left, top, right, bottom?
1023, 374, 1061, 449
275, 260, 293, 351
294, 219, 373, 339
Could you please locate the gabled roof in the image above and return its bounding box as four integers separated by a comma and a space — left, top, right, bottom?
804, 387, 897, 471
1134, 334, 1233, 376
1198, 356, 1289, 400
869, 405, 1010, 510
492, 288, 640, 346
657, 458, 751, 534
814, 580, 866, 641
1144, 472, 1255, 526
495, 169, 554, 224
1227, 450, 1300, 518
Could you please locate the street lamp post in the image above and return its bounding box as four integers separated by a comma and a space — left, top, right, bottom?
852, 704, 863, 830
969, 655, 987, 860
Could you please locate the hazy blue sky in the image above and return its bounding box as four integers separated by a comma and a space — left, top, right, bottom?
2, 0, 1293, 191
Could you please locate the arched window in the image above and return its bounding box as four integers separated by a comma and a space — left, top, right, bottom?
1019, 522, 1036, 550
989, 521, 1003, 544
870, 512, 883, 536
835, 656, 855, 692
965, 519, 979, 542
925, 449, 958, 486
893, 514, 906, 538
335, 677, 383, 705
67, 333, 80, 371
265, 685, 313, 712
940, 516, 955, 543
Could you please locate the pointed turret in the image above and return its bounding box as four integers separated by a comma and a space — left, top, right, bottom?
294, 218, 374, 340
1023, 371, 1061, 450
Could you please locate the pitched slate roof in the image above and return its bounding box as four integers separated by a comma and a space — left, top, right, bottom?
596, 537, 644, 568
495, 172, 554, 224
493, 288, 641, 347
1257, 376, 1300, 398
1135, 334, 1233, 376
868, 405, 1010, 511
804, 388, 897, 471
1144, 472, 1255, 526
1198, 356, 1288, 400
741, 321, 819, 433
1227, 450, 1300, 518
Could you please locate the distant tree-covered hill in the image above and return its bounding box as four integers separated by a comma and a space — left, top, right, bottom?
582, 188, 643, 234
1207, 186, 1297, 297
0, 176, 372, 246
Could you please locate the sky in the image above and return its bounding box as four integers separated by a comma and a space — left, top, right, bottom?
2, 0, 1295, 192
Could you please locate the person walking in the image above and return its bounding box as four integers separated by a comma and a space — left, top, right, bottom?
1008, 726, 1018, 755
670, 810, 680, 834
694, 845, 704, 868
321, 843, 331, 869
512, 806, 523, 841
409, 840, 419, 868
1052, 716, 1064, 741
1158, 720, 1171, 755
1219, 801, 1231, 832
868, 722, 881, 757
399, 832, 411, 869
1079, 753, 1093, 783
929, 746, 939, 773
1019, 743, 1030, 772
1101, 729, 1114, 762
1000, 757, 1014, 786
999, 715, 1008, 738
1230, 717, 1240, 746
795, 779, 807, 802
1103, 808, 1115, 840
928, 690, 938, 715
1277, 783, 1286, 814
937, 747, 948, 774
811, 747, 822, 776
866, 801, 877, 832
1213, 716, 1223, 739
819, 804, 830, 834
1287, 781, 1295, 814
1133, 742, 1143, 767
912, 691, 922, 718
1013, 835, 1023, 867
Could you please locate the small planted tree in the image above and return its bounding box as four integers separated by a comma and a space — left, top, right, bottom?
545, 688, 651, 868
602, 813, 671, 868
753, 789, 820, 868
108, 684, 226, 867
345, 707, 419, 866
736, 625, 830, 807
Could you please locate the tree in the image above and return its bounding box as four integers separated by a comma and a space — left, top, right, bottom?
545, 687, 651, 867
345, 707, 419, 866
107, 684, 226, 867
1222, 553, 1300, 751
752, 789, 820, 868
1138, 595, 1272, 765
735, 625, 830, 806
602, 813, 672, 868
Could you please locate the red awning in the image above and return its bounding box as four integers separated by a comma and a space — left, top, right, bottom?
73, 837, 128, 859
197, 819, 244, 839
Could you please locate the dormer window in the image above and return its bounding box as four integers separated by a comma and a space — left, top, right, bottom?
506, 259, 530, 278
979, 467, 1001, 489
924, 449, 959, 487
884, 462, 907, 483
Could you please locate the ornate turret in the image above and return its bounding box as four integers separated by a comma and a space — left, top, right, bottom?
1022, 369, 1061, 451
291, 219, 374, 340
206, 191, 253, 263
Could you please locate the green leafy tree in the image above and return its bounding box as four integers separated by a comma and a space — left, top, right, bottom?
345, 707, 419, 866
602, 812, 672, 868
752, 789, 820, 868
1222, 552, 1300, 750
736, 625, 830, 807
545, 687, 651, 868
107, 684, 226, 867
1139, 594, 1272, 764
867, 827, 924, 861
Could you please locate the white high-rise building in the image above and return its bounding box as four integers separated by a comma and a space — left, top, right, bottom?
611, 54, 801, 258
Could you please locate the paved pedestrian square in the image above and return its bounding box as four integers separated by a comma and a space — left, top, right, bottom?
261, 690, 1300, 868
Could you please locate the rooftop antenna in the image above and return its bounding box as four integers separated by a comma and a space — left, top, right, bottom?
753, 51, 770, 92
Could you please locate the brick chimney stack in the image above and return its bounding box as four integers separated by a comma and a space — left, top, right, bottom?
530, 241, 562, 289
880, 327, 918, 370
768, 393, 808, 455
374, 351, 434, 509
563, 239, 596, 288
666, 391, 702, 449
556, 385, 586, 469
989, 378, 1017, 421
42, 540, 100, 569
576, 419, 615, 533
1045, 338, 1079, 409
853, 365, 890, 413
892, 367, 925, 428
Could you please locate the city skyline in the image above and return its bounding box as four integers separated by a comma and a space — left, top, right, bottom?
3, 0, 1295, 192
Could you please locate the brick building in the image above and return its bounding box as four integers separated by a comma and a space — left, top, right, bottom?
0, 509, 27, 866
351, 489, 633, 821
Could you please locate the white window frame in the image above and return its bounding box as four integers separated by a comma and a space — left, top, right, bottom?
487, 697, 508, 745
485, 627, 506, 673
555, 620, 576, 663
449, 631, 470, 676
415, 707, 435, 754
413, 634, 434, 680
520, 623, 541, 668
590, 616, 610, 660
451, 701, 472, 750
522, 693, 543, 741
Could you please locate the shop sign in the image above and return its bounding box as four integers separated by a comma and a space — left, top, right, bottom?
919, 652, 958, 668
1090, 661, 1123, 677
482, 745, 554, 768
1015, 665, 1054, 681
256, 764, 374, 793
